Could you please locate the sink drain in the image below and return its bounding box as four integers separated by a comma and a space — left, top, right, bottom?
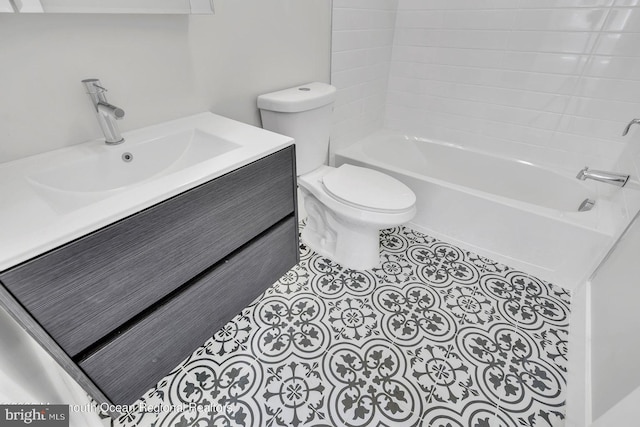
122, 152, 133, 162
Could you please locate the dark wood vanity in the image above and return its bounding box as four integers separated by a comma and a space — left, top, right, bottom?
0, 146, 298, 408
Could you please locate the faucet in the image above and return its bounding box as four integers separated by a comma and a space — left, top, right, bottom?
82, 79, 125, 145
576, 167, 629, 187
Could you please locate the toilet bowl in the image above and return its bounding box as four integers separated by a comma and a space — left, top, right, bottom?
257, 82, 417, 270
299, 164, 415, 270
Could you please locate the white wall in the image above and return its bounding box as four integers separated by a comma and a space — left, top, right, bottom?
330, 0, 397, 160
385, 0, 640, 176
589, 207, 640, 420
0, 0, 331, 163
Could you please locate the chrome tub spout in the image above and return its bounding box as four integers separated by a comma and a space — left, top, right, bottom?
576, 166, 629, 187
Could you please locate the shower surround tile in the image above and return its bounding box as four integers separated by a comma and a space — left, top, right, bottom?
102, 225, 570, 427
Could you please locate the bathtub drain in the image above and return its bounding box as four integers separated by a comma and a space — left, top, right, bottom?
578, 198, 596, 212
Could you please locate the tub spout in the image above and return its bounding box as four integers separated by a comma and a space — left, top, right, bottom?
576, 166, 629, 187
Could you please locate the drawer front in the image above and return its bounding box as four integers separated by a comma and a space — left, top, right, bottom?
0, 147, 295, 357
80, 216, 298, 405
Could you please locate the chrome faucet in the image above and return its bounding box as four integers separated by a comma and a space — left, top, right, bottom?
82, 78, 125, 145
576, 167, 629, 187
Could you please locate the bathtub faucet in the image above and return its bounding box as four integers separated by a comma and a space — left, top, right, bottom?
622, 118, 640, 136
576, 167, 629, 187
82, 78, 125, 145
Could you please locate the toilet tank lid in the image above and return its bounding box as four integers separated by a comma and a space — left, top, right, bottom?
257, 82, 336, 113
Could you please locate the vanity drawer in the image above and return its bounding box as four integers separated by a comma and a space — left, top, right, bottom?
0, 147, 296, 358
80, 216, 298, 405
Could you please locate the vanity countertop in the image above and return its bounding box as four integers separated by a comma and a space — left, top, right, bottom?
0, 112, 293, 271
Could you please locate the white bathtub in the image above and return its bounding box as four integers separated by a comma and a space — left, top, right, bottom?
335, 130, 616, 290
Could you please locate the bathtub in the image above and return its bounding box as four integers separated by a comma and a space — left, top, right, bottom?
335, 130, 616, 290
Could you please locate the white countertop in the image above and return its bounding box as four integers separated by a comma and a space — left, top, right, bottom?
0, 112, 293, 271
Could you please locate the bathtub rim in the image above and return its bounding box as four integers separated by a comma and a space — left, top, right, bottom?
335, 129, 615, 237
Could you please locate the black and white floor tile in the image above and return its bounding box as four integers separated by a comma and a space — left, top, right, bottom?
100, 224, 570, 427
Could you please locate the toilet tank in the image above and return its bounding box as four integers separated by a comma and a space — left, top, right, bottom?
258, 82, 336, 175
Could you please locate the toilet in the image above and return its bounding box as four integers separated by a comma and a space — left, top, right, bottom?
258, 82, 416, 270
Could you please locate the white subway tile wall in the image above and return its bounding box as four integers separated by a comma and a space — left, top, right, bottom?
330, 0, 398, 159
331, 0, 640, 226
385, 0, 640, 173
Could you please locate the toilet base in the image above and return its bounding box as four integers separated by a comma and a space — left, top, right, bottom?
301, 194, 382, 271
297, 165, 416, 271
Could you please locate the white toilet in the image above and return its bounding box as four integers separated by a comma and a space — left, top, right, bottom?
258, 82, 416, 270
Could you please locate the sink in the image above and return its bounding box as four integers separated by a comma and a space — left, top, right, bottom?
28, 128, 240, 193
0, 112, 294, 271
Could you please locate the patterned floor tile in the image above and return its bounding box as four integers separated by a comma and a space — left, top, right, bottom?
532, 324, 570, 375
260, 355, 328, 427
405, 340, 482, 407
101, 225, 570, 427
417, 400, 514, 427
372, 252, 418, 285
407, 241, 480, 289
380, 226, 413, 253
109, 359, 221, 427
307, 255, 380, 299
250, 292, 331, 364
258, 264, 312, 301
497, 399, 566, 427
479, 271, 570, 331
156, 353, 264, 427
441, 284, 504, 328
372, 282, 457, 346
456, 323, 566, 418
464, 252, 511, 277
199, 312, 255, 359
456, 323, 528, 406
325, 295, 381, 342
322, 338, 423, 427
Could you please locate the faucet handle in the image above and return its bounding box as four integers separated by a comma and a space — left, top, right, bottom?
622, 118, 640, 136
92, 83, 108, 93
81, 78, 108, 94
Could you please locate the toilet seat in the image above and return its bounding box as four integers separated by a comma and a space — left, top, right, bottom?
321, 164, 415, 213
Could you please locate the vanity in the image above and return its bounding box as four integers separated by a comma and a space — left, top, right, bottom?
0, 113, 298, 408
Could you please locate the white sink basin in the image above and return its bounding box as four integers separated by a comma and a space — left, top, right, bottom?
0, 112, 294, 271
28, 129, 240, 193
